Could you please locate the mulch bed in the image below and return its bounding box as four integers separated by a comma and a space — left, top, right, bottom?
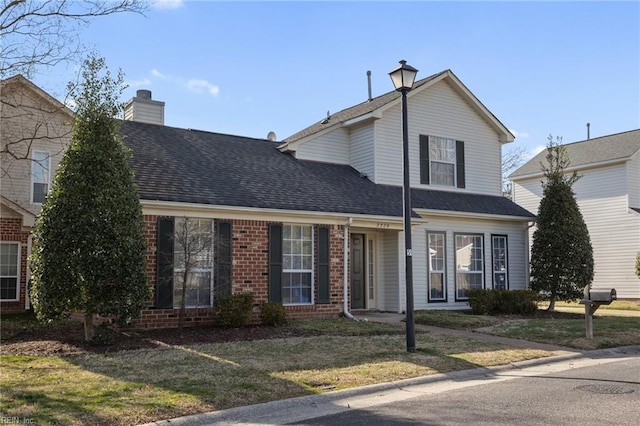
1, 309, 586, 357
1, 321, 314, 357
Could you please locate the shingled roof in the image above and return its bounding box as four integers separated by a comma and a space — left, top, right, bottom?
282, 71, 447, 145
511, 129, 640, 179
121, 120, 534, 220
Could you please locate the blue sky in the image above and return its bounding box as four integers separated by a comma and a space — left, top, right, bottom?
33, 0, 639, 158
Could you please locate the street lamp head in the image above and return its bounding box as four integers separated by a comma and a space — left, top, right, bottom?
389, 60, 419, 92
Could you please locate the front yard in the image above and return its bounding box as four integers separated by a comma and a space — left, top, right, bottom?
1, 308, 638, 425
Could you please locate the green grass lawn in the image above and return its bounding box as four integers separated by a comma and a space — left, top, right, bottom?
1, 317, 551, 426
537, 299, 640, 311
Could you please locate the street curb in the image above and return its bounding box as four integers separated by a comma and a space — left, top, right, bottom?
140, 345, 640, 426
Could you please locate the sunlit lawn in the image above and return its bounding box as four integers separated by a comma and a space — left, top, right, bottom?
1, 318, 551, 425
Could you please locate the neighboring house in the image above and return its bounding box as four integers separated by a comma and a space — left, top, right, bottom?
1, 75, 73, 312
1, 70, 536, 327
511, 129, 640, 299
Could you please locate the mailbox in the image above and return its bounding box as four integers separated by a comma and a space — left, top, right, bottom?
589, 289, 617, 304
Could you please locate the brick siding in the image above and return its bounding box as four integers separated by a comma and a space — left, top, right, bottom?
132, 217, 345, 328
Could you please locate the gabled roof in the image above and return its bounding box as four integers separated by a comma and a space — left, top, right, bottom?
121, 120, 534, 220
1, 74, 74, 119
510, 129, 640, 179
281, 69, 514, 147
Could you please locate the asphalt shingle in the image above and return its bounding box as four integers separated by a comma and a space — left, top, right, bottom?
121, 120, 534, 220
511, 129, 640, 178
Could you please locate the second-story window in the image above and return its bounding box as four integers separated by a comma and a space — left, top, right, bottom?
429, 136, 456, 186
31, 151, 50, 204
419, 135, 466, 188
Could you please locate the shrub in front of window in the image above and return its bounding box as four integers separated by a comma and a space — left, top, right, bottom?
260, 302, 288, 327
216, 293, 254, 328
467, 289, 538, 316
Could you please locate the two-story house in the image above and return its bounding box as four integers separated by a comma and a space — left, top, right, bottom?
511, 130, 640, 299
120, 69, 534, 328
1, 75, 73, 312
1, 70, 536, 327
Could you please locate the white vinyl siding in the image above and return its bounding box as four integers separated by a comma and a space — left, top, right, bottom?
374, 79, 502, 194
1, 85, 70, 217
350, 124, 375, 180
294, 128, 350, 164
410, 218, 529, 310
628, 155, 640, 208
378, 230, 400, 312
123, 99, 164, 125
513, 163, 640, 299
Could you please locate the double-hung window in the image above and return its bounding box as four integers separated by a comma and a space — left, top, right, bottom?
455, 234, 484, 299
32, 151, 50, 204
173, 218, 213, 308
492, 235, 508, 290
0, 242, 20, 301
427, 232, 446, 301
419, 135, 465, 188
282, 224, 313, 304
429, 136, 456, 186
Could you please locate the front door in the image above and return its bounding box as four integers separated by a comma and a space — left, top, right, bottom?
350, 234, 366, 309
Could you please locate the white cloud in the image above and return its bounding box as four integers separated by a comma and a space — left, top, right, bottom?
127, 77, 152, 88
509, 129, 530, 139
186, 79, 220, 96
152, 0, 184, 10
151, 69, 166, 79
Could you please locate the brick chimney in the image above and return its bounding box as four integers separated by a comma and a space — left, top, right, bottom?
124, 89, 165, 125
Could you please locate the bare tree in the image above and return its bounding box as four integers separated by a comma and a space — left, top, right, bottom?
1, 0, 147, 79
1, 0, 147, 192
502, 146, 527, 198
174, 217, 214, 331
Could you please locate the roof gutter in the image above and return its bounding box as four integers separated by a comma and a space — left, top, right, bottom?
413, 208, 535, 222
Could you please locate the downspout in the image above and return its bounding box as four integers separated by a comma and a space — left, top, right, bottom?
343, 218, 357, 320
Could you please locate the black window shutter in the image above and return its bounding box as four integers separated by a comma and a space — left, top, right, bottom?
317, 226, 330, 304
156, 217, 175, 308
214, 221, 233, 302
268, 223, 283, 303
419, 135, 430, 184
456, 140, 466, 188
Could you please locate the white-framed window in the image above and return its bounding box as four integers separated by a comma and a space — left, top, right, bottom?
0, 242, 20, 301
368, 239, 375, 300
282, 224, 313, 305
429, 136, 456, 187
31, 150, 50, 204
428, 232, 446, 301
455, 234, 484, 300
492, 235, 508, 290
173, 218, 213, 308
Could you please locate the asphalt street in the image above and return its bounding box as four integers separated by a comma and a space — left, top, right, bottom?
294, 357, 640, 425
142, 347, 640, 426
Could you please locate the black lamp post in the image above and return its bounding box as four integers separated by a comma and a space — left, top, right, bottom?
389, 60, 418, 353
